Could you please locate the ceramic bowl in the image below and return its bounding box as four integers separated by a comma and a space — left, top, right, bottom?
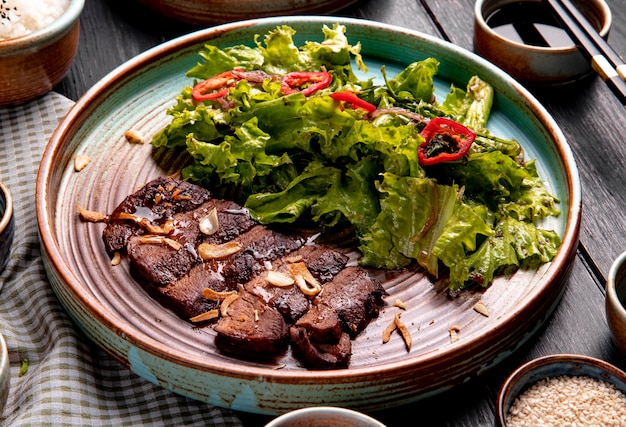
0, 180, 14, 273
0, 0, 84, 106
474, 0, 612, 86
134, 0, 359, 25
606, 250, 626, 356
496, 354, 626, 426
0, 333, 9, 414
265, 406, 386, 427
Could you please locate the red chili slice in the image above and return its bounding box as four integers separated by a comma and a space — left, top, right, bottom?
281, 71, 332, 96
192, 70, 240, 102
418, 117, 476, 166
330, 90, 377, 113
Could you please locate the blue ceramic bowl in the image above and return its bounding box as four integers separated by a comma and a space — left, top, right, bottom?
0, 180, 14, 273
496, 354, 626, 426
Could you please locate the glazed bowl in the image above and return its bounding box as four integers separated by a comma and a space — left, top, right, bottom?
474, 0, 612, 86
0, 0, 84, 106
606, 250, 626, 356
496, 354, 626, 426
36, 16, 581, 415
134, 0, 359, 25
0, 333, 9, 414
0, 180, 14, 273
264, 406, 386, 427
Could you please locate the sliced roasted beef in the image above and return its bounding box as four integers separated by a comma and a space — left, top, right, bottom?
214, 291, 289, 357
125, 199, 257, 287
147, 262, 228, 320
318, 266, 387, 337
289, 326, 352, 369
244, 244, 349, 323
101, 176, 387, 369
102, 176, 212, 255
293, 302, 343, 343
146, 224, 306, 320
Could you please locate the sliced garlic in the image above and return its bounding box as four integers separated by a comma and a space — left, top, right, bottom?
189, 309, 219, 323
124, 129, 145, 144
473, 301, 490, 317
199, 208, 219, 235
288, 262, 321, 296
137, 235, 181, 250
111, 251, 121, 266
266, 270, 295, 287
220, 293, 239, 317
117, 212, 174, 235
198, 241, 241, 260
202, 287, 237, 301
77, 205, 107, 223
74, 154, 91, 172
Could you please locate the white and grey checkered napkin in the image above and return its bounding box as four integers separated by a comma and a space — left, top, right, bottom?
0, 92, 244, 427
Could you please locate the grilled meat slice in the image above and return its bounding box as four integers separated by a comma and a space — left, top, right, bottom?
294, 302, 343, 343
214, 291, 289, 357
102, 176, 212, 255
124, 199, 257, 287
244, 244, 349, 323
318, 266, 387, 337
101, 176, 387, 369
289, 326, 352, 369
146, 225, 306, 320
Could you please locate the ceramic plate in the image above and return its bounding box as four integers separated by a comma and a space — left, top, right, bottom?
36, 16, 581, 415
134, 0, 359, 25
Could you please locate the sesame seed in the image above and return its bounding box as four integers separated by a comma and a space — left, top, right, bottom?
506, 375, 626, 426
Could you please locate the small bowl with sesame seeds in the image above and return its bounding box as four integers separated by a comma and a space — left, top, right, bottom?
496, 354, 626, 427
0, 0, 84, 106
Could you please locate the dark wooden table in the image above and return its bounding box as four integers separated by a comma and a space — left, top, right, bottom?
54, 0, 626, 425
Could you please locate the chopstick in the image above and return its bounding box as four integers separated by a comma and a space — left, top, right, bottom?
544, 0, 626, 105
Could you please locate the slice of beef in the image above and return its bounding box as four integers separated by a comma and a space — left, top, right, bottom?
293, 302, 343, 343
147, 225, 306, 320
244, 244, 349, 323
214, 291, 289, 357
126, 199, 257, 287
318, 266, 387, 337
147, 262, 228, 320
289, 326, 352, 369
102, 176, 212, 255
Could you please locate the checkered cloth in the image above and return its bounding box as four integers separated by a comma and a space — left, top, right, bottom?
0, 92, 244, 427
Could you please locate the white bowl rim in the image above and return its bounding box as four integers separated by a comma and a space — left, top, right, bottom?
0, 181, 12, 235
264, 406, 387, 427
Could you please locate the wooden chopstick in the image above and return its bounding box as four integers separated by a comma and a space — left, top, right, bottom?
544, 0, 626, 105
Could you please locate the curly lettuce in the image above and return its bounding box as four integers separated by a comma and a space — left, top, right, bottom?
151, 24, 561, 290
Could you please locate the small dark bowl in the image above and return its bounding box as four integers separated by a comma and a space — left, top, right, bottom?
0, 180, 14, 273
474, 0, 612, 86
496, 354, 626, 426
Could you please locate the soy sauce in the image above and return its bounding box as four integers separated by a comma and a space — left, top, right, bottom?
486, 1, 575, 48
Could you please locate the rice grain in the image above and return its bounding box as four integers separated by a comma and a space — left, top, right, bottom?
0, 0, 70, 40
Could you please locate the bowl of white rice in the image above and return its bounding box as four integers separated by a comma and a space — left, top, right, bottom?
0, 0, 84, 106
496, 354, 626, 427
